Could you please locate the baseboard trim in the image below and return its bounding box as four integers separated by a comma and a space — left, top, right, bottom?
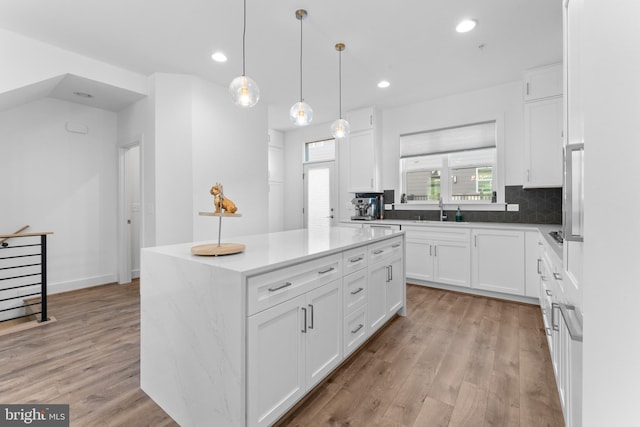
48, 274, 118, 295
407, 279, 540, 305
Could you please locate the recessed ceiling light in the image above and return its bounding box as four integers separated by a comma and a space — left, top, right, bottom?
211, 52, 228, 63
377, 80, 390, 89
456, 19, 477, 33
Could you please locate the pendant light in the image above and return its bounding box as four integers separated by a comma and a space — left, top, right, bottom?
331, 43, 350, 139
229, 0, 259, 107
290, 9, 313, 126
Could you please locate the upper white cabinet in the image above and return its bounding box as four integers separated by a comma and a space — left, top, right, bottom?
564, 0, 584, 146
523, 63, 563, 101
344, 107, 381, 193
523, 63, 563, 188
471, 229, 525, 295
523, 97, 563, 187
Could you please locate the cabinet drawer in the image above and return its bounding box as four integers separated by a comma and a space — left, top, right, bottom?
342, 246, 368, 275
405, 226, 470, 242
344, 307, 367, 357
368, 237, 403, 264
247, 254, 342, 316
343, 269, 367, 316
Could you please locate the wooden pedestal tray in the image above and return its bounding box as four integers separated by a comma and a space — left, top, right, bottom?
192, 212, 245, 256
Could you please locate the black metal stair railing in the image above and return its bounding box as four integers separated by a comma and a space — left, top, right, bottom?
0, 230, 53, 323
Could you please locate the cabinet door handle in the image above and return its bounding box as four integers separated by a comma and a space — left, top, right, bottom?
390, 265, 393, 281
541, 275, 548, 282
545, 327, 552, 337
385, 265, 391, 282
474, 235, 478, 247
351, 287, 364, 295
350, 256, 363, 263
552, 272, 562, 281
551, 303, 560, 331
308, 304, 314, 329
545, 289, 553, 296
318, 266, 335, 274
268, 281, 292, 292
429, 244, 432, 256
392, 243, 401, 248
351, 324, 364, 334
537, 259, 541, 275
301, 307, 307, 333
526, 82, 530, 95
434, 245, 437, 257
373, 249, 384, 255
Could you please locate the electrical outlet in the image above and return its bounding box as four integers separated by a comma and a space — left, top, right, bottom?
507, 204, 520, 212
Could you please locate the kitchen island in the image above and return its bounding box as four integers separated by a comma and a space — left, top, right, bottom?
140, 226, 406, 427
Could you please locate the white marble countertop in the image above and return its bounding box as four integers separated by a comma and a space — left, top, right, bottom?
341, 219, 563, 260
143, 226, 404, 276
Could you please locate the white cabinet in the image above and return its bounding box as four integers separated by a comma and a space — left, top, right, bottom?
524, 232, 542, 298
523, 63, 562, 101
523, 63, 563, 189
367, 236, 404, 334
247, 280, 342, 427
523, 97, 563, 187
404, 226, 470, 288
344, 107, 381, 193
471, 229, 525, 295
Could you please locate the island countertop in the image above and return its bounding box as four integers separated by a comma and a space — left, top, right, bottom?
144, 225, 404, 276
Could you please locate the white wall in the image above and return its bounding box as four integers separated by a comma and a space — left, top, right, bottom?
0, 28, 147, 98
382, 81, 525, 197
0, 98, 119, 293
191, 77, 269, 240
582, 1, 640, 425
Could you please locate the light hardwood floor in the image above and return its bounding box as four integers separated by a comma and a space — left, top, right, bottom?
0, 281, 563, 427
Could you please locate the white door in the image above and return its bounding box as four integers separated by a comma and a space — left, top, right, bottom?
405, 239, 434, 282
118, 142, 142, 284
305, 280, 343, 389
386, 256, 404, 315
247, 294, 306, 427
303, 161, 337, 229
367, 261, 388, 333
472, 230, 525, 295
433, 240, 471, 287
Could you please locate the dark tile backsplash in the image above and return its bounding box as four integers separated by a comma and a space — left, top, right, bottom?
384, 185, 562, 224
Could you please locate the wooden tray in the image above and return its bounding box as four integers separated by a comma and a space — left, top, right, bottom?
191, 242, 245, 256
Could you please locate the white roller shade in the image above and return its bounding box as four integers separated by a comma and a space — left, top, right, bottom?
400, 121, 496, 158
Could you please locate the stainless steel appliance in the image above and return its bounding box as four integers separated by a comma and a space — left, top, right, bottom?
351, 193, 384, 220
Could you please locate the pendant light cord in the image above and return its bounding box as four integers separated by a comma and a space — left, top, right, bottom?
242, 0, 247, 76
338, 49, 343, 119
299, 15, 303, 102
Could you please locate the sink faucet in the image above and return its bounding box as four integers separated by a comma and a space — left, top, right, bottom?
438, 197, 447, 221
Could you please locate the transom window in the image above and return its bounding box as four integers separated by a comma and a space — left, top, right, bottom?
304, 139, 335, 162
400, 121, 497, 203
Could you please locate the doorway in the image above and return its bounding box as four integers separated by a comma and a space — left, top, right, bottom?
303, 161, 337, 229
118, 140, 142, 284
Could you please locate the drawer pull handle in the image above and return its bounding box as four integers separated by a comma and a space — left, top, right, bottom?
552, 272, 562, 280
350, 256, 364, 263
541, 275, 548, 282
318, 266, 335, 274
537, 259, 541, 274
392, 243, 401, 248
552, 303, 560, 331
545, 327, 552, 337
545, 289, 552, 297
351, 287, 364, 295
268, 282, 292, 292
373, 249, 384, 255
351, 324, 364, 334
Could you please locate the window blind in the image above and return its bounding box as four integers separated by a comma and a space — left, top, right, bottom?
400, 120, 496, 158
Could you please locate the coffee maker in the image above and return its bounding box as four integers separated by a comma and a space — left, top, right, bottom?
351, 193, 384, 220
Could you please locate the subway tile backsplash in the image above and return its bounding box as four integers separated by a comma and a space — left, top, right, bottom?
384, 185, 562, 224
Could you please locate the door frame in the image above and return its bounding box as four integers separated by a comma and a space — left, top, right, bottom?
303, 160, 337, 228
117, 135, 144, 284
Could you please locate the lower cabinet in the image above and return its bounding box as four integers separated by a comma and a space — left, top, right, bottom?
247, 235, 405, 427
404, 226, 470, 287
471, 229, 525, 295
247, 280, 342, 427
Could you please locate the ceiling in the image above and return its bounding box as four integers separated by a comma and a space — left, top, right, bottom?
0, 0, 562, 131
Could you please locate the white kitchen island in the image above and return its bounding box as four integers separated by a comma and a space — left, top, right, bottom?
140, 226, 406, 427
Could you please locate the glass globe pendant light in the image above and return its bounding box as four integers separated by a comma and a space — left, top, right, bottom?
229, 0, 259, 107
289, 9, 313, 126
331, 43, 350, 139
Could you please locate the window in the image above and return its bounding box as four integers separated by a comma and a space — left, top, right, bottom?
304, 139, 335, 162
400, 121, 497, 204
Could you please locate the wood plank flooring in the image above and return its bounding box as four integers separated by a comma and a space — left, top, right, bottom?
0, 281, 563, 427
